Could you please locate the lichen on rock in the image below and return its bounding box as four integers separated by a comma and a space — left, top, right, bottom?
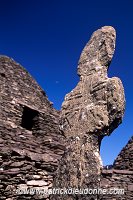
51, 26, 125, 200
0, 26, 130, 200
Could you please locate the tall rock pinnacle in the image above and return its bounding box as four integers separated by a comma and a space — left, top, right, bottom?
51, 26, 125, 200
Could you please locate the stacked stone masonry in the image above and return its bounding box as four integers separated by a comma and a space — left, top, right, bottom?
0, 26, 132, 200
0, 56, 65, 199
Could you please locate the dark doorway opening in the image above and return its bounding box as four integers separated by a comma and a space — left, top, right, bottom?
21, 106, 38, 131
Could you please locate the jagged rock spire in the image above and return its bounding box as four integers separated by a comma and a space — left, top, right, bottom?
78, 26, 116, 76
51, 26, 125, 200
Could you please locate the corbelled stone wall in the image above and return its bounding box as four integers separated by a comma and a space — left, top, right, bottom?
0, 26, 132, 200
100, 136, 133, 200
114, 136, 133, 171
0, 56, 65, 200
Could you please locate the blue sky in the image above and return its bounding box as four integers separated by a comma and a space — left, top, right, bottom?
0, 0, 132, 165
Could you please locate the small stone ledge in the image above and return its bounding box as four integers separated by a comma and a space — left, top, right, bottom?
102, 169, 133, 175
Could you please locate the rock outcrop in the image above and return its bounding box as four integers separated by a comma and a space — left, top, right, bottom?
0, 26, 132, 200
51, 26, 125, 200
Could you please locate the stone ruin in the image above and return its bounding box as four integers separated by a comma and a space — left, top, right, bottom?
0, 26, 132, 200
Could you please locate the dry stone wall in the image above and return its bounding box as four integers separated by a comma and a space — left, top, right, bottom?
0, 27, 132, 200
0, 56, 65, 200
100, 136, 133, 200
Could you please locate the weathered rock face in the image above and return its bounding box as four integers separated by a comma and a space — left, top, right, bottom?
51, 26, 125, 199
0, 56, 65, 199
